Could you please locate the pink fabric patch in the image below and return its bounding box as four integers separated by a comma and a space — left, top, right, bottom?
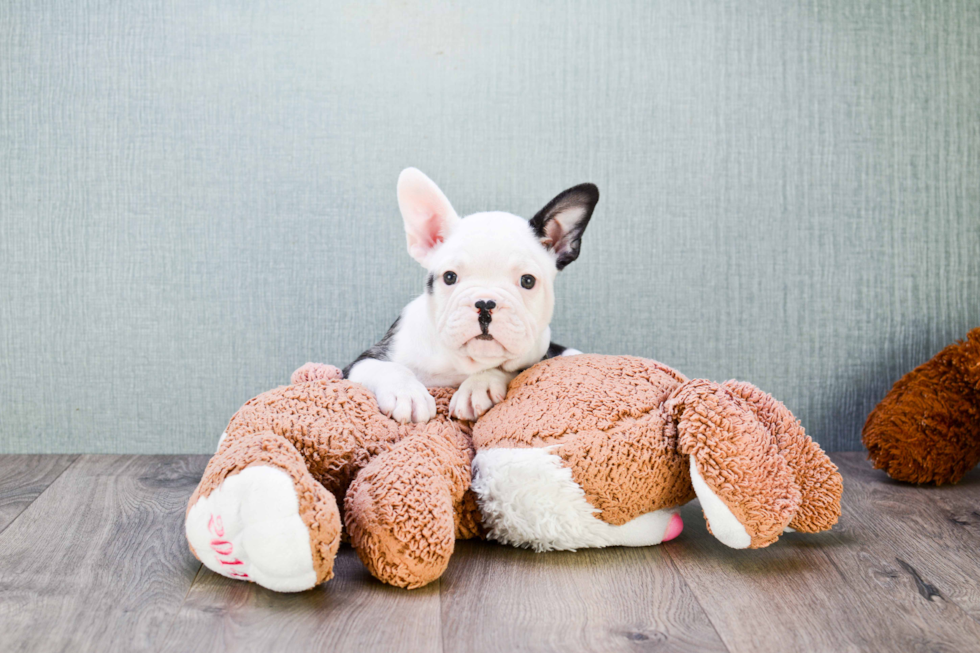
663, 513, 684, 542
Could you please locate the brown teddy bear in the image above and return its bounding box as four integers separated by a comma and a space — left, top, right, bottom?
863, 327, 980, 485
185, 354, 842, 591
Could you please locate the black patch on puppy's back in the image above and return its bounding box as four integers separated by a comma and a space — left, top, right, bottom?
542, 342, 567, 360
343, 316, 401, 378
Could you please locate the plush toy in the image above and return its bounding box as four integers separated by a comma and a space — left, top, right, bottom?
863, 327, 980, 485
470, 355, 841, 552
185, 354, 842, 591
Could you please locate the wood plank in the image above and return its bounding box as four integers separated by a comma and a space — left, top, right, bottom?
1, 452, 976, 652
0, 454, 77, 534
439, 538, 728, 653
664, 453, 980, 653
159, 544, 442, 653
0, 454, 209, 653
832, 452, 980, 622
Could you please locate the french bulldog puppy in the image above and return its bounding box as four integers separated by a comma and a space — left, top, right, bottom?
344, 168, 598, 423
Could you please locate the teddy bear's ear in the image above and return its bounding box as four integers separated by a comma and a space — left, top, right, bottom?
397, 168, 461, 267
528, 183, 599, 270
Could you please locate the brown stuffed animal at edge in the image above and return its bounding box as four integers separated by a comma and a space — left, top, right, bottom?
863, 327, 980, 485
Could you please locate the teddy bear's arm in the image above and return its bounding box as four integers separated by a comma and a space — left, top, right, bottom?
723, 380, 842, 533
667, 379, 842, 549
667, 380, 802, 549
344, 421, 476, 589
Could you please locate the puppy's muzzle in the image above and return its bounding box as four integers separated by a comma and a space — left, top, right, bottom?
475, 300, 495, 336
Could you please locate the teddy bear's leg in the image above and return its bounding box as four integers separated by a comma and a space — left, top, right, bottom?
186, 379, 406, 591
343, 421, 473, 589
723, 380, 842, 533
666, 380, 801, 549
472, 408, 694, 552
473, 446, 685, 552
185, 429, 342, 592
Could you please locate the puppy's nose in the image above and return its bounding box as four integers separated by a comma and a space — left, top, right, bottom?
475, 300, 494, 335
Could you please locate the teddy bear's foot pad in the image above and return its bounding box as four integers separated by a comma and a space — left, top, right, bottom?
186, 465, 317, 592
473, 447, 681, 551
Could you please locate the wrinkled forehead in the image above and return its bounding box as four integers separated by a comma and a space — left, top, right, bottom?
432, 211, 556, 273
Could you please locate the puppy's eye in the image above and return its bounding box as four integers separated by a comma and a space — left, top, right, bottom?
520, 274, 536, 289
443, 271, 457, 285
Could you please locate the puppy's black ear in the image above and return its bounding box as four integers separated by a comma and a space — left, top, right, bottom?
528, 183, 599, 270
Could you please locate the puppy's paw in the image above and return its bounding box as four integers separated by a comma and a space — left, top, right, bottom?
450, 369, 512, 421
374, 377, 437, 424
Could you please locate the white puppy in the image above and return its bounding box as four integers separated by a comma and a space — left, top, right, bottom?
344, 168, 598, 423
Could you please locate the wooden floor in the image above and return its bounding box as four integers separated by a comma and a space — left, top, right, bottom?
1, 454, 979, 652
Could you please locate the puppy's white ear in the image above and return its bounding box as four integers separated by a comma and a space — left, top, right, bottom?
529, 183, 599, 270
397, 168, 460, 266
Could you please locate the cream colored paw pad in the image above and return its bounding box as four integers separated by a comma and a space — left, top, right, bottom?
689, 455, 752, 549
186, 465, 317, 592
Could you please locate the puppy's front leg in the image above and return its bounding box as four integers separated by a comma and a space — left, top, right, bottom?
449, 368, 516, 421
347, 359, 437, 424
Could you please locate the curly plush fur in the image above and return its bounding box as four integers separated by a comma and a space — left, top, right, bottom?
473, 355, 841, 551
863, 327, 980, 485
186, 354, 842, 591
186, 378, 481, 590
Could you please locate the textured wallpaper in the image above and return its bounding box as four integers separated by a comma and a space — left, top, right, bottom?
1, 0, 978, 453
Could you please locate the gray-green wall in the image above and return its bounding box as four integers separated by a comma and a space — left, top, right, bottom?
2, 0, 978, 453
